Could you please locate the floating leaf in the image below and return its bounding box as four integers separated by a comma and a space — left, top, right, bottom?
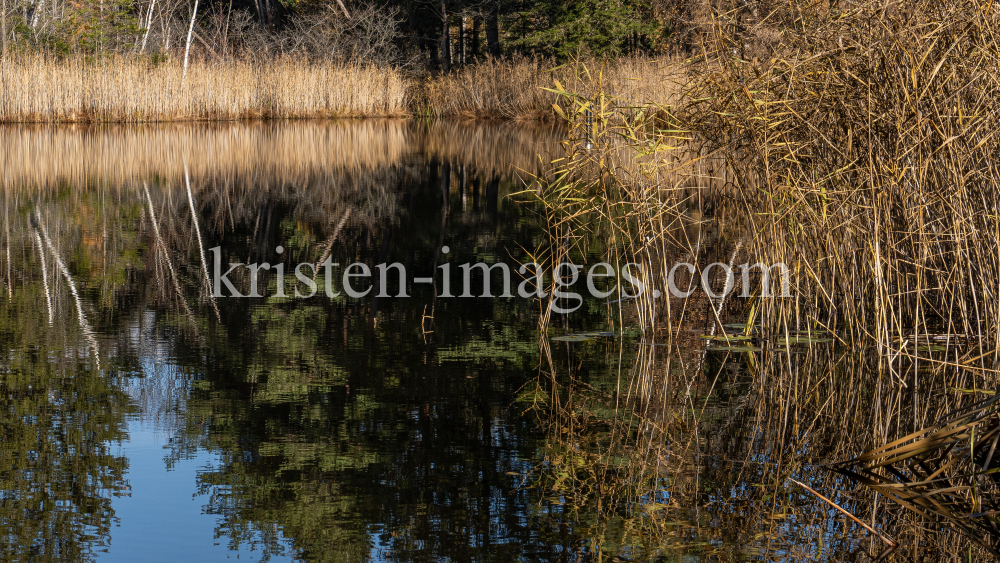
699, 334, 752, 342
551, 335, 594, 342
551, 331, 615, 342
777, 336, 833, 345
516, 388, 549, 404
707, 345, 762, 353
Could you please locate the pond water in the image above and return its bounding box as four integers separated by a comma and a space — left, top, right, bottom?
0, 121, 978, 562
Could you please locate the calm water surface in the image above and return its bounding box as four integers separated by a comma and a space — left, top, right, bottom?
0, 120, 600, 562
0, 120, 972, 562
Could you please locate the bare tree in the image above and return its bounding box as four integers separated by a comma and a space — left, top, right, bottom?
471, 14, 479, 58
458, 15, 465, 65
276, 4, 402, 65
182, 0, 198, 85
334, 0, 350, 19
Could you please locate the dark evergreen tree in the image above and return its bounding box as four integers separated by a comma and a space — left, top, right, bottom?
506, 0, 661, 58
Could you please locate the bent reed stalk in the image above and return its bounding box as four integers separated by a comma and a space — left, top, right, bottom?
534, 0, 1000, 373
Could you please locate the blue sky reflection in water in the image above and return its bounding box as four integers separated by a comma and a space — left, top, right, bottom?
102, 417, 296, 563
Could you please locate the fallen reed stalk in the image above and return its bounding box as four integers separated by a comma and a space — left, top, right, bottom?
790, 478, 898, 548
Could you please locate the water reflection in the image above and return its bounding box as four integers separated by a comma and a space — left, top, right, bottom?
529, 314, 981, 561
0, 274, 131, 561
0, 120, 590, 561
3, 119, 980, 562
0, 120, 557, 191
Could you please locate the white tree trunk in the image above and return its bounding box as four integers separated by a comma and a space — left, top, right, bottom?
31, 231, 51, 323
181, 0, 199, 87
35, 213, 101, 370
30, 0, 43, 30
162, 16, 169, 52
140, 0, 156, 53
184, 162, 221, 322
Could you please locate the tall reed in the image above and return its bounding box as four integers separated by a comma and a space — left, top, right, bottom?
535, 0, 1000, 374
0, 55, 409, 122
421, 56, 684, 120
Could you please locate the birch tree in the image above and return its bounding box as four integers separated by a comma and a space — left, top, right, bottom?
182, 0, 198, 86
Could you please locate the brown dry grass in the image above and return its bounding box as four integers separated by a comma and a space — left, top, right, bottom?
0, 55, 409, 122
421, 56, 685, 119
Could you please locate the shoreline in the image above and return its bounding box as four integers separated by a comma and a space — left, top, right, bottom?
0, 55, 681, 124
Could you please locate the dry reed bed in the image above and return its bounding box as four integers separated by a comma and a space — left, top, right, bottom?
0, 55, 682, 123
524, 2, 1000, 554
0, 56, 409, 122
528, 1, 1000, 556
539, 0, 1000, 369
689, 0, 1000, 365
422, 57, 684, 119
